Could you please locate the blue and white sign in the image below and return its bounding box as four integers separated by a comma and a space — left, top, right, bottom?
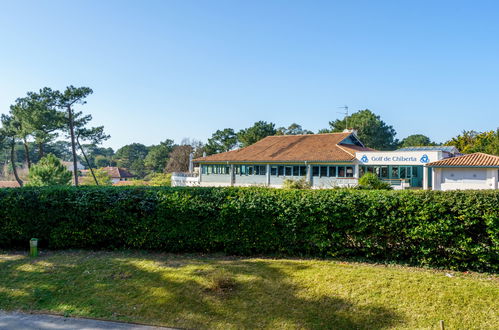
356, 151, 441, 165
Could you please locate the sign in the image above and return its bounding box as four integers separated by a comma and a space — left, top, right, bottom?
356, 151, 441, 165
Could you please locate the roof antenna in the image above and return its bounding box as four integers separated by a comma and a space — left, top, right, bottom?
337, 105, 349, 130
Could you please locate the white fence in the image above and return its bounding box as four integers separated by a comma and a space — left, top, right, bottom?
171, 172, 200, 187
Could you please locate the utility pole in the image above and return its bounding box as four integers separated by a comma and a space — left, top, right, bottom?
337, 105, 349, 130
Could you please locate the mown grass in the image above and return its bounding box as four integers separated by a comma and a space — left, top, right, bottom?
0, 250, 497, 329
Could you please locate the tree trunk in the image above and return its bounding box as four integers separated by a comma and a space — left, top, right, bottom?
23, 138, 31, 169
67, 105, 79, 186
77, 138, 99, 185
38, 143, 44, 159
11, 140, 23, 187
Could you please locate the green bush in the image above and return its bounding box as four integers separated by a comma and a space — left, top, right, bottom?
358, 173, 392, 190
0, 187, 497, 272
25, 154, 72, 187
282, 178, 311, 189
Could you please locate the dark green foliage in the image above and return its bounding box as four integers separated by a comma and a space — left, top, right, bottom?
0, 187, 497, 272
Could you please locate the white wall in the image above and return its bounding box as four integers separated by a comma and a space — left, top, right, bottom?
432, 168, 498, 191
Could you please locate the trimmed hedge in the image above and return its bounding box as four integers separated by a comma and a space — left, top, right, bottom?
0, 186, 497, 271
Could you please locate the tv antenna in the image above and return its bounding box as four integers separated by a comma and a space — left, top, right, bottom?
337, 105, 349, 130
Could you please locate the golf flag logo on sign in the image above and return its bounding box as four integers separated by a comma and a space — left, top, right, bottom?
420, 154, 429, 163
360, 155, 369, 163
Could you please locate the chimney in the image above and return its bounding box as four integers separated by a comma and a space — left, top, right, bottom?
343, 128, 358, 135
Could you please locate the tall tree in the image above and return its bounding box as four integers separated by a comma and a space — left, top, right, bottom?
54, 86, 94, 186
75, 123, 110, 185
0, 115, 23, 186
328, 109, 398, 150
399, 134, 436, 148
144, 139, 174, 173
205, 129, 238, 155
114, 143, 149, 177
165, 145, 193, 173
276, 123, 313, 136
237, 121, 276, 147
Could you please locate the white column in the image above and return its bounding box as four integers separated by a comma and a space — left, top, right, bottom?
230, 164, 235, 187
266, 164, 271, 186
423, 166, 429, 190
307, 164, 312, 186
354, 164, 360, 178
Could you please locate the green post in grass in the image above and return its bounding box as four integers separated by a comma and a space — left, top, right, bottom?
29, 238, 39, 257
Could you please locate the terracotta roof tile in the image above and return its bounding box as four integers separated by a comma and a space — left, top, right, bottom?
427, 152, 499, 167
194, 133, 374, 162
101, 167, 135, 178
0, 181, 21, 188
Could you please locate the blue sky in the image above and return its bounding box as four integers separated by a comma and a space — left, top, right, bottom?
1, 0, 498, 150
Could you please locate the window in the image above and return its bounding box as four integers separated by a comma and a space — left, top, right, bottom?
400, 167, 406, 179
278, 166, 284, 176
338, 166, 345, 177
207, 165, 213, 174
381, 166, 388, 178
300, 166, 307, 176
293, 166, 300, 176
259, 165, 266, 175
240, 165, 247, 175
328, 166, 337, 177
202, 165, 207, 174
312, 166, 320, 177
271, 166, 277, 176
391, 166, 399, 179
320, 166, 327, 177
225, 166, 230, 174
248, 166, 254, 175
285, 166, 292, 176
346, 166, 354, 177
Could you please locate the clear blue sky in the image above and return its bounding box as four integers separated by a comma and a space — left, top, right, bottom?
1, 0, 498, 150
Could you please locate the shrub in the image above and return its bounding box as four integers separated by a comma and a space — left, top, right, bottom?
80, 168, 113, 186
282, 178, 311, 189
0, 187, 497, 272
25, 154, 72, 187
148, 173, 172, 186
358, 173, 392, 190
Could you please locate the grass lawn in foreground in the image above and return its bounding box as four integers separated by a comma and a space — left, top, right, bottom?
0, 251, 497, 329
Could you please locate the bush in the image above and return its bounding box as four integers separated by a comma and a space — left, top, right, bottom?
80, 168, 113, 186
25, 154, 72, 187
0, 187, 497, 272
147, 173, 172, 186
358, 173, 392, 190
282, 178, 311, 189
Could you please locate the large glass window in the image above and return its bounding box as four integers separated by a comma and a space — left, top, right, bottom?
328, 166, 337, 177
300, 166, 307, 176
248, 166, 254, 175
338, 166, 345, 177
293, 166, 300, 176
400, 167, 406, 179
271, 166, 277, 176
346, 166, 354, 177
320, 166, 327, 177
278, 166, 284, 176
285, 166, 292, 176
312, 166, 320, 176
391, 166, 399, 179
381, 166, 388, 178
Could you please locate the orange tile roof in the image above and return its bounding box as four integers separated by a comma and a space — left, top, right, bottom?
0, 181, 21, 188
194, 133, 374, 163
427, 152, 499, 167
101, 167, 135, 178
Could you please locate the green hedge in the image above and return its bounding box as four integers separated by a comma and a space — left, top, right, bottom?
0, 187, 497, 272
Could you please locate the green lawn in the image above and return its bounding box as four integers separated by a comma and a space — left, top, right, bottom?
0, 251, 497, 329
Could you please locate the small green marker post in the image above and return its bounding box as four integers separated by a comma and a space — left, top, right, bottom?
29, 238, 39, 257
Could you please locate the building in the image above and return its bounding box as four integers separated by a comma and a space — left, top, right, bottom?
427, 153, 499, 190
81, 167, 135, 184
193, 131, 373, 188
61, 160, 85, 173
187, 131, 498, 190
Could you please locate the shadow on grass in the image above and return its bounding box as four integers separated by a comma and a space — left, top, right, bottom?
0, 251, 403, 329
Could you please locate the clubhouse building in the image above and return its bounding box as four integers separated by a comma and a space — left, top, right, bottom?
185, 130, 499, 190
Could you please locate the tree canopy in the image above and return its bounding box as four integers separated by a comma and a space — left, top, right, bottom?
445, 129, 499, 155
237, 121, 276, 148
327, 109, 398, 150
399, 134, 437, 148
205, 128, 238, 155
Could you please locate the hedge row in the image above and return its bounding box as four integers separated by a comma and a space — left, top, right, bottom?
0, 187, 497, 271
